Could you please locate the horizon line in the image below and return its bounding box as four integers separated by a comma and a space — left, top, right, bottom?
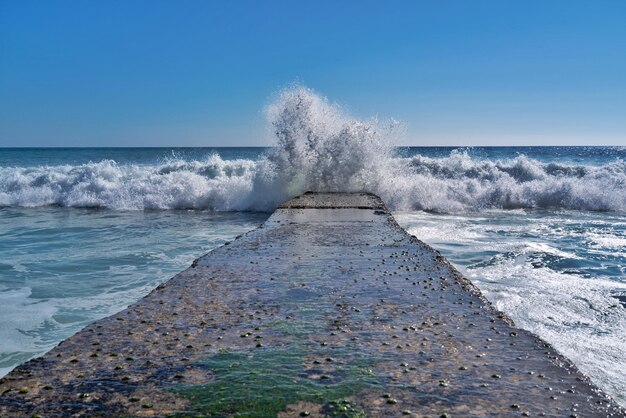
1, 144, 624, 149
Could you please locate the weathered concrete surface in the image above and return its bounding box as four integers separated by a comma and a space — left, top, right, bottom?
1, 192, 624, 417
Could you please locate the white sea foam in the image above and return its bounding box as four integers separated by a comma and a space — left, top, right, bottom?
586, 232, 626, 250
0, 282, 160, 375
1, 86, 626, 212
397, 210, 626, 407
0, 156, 257, 211
467, 262, 626, 407
0, 288, 56, 353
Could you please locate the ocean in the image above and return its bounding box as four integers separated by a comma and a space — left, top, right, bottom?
1, 88, 625, 406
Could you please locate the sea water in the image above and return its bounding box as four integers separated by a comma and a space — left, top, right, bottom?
1, 86, 625, 406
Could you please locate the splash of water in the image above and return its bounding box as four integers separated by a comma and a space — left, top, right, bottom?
242, 85, 399, 210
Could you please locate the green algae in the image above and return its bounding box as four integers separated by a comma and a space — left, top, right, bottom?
171, 347, 380, 418
326, 399, 367, 418
267, 307, 329, 338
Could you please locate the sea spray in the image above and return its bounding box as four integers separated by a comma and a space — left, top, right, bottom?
243, 85, 400, 210
1, 86, 626, 212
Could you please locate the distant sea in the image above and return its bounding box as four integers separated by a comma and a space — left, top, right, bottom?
1, 146, 625, 407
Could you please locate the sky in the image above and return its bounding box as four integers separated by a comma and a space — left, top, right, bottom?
0, 0, 625, 147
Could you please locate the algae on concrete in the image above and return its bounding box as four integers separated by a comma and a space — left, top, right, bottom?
172, 345, 380, 417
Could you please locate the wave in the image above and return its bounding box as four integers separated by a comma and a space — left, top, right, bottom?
393, 152, 626, 212
1, 86, 625, 212
0, 155, 257, 210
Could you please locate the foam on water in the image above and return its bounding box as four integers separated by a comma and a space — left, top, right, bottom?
0, 284, 154, 375
0, 155, 257, 210
470, 260, 626, 406
0, 208, 268, 379
2, 86, 625, 212
397, 210, 626, 407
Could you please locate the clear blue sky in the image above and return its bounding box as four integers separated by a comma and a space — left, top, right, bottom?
1, 0, 625, 147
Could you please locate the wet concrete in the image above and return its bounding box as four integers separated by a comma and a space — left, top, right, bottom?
1, 192, 624, 417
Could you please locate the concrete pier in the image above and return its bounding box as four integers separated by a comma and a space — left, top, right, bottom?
1, 192, 623, 417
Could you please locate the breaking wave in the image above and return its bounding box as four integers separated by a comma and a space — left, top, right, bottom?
1, 86, 625, 212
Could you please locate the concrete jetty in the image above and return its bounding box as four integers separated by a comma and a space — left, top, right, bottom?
1, 192, 623, 417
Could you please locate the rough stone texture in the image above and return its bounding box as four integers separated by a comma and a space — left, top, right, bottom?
279, 192, 387, 209
0, 192, 624, 417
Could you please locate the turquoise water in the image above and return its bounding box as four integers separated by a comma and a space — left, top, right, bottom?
396, 209, 626, 406
0, 205, 267, 376
1, 145, 626, 406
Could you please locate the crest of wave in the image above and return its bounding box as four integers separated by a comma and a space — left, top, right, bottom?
400, 151, 626, 212
241, 86, 402, 210
0, 156, 257, 210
